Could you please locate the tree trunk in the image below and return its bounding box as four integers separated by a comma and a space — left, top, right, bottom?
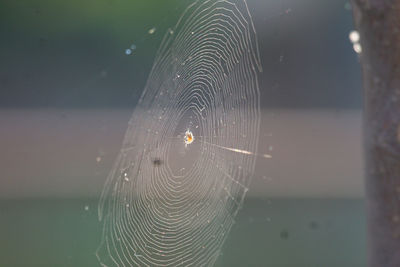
351, 0, 400, 266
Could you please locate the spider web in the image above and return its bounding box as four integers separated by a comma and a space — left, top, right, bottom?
97, 0, 262, 266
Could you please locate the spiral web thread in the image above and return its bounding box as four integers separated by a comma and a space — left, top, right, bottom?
97, 0, 262, 266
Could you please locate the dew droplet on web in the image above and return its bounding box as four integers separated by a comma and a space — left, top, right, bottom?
349, 30, 360, 43
125, 48, 132, 55
148, 27, 156, 34
353, 43, 362, 54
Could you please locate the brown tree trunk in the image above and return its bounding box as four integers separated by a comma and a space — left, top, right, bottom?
351, 0, 400, 266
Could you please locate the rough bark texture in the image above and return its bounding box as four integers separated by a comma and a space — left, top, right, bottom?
351, 0, 400, 266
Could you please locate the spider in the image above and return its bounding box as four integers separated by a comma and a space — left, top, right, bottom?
184, 130, 194, 146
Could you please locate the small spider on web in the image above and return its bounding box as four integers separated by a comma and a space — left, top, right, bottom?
184, 130, 194, 147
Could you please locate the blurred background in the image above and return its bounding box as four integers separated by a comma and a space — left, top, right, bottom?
0, 0, 365, 266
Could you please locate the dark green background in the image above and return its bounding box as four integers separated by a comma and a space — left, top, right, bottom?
0, 0, 361, 109
0, 199, 366, 266
0, 0, 365, 266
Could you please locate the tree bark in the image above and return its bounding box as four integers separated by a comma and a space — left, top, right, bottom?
351, 0, 400, 266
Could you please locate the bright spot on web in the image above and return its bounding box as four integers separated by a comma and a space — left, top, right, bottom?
353, 43, 362, 54
349, 30, 360, 43
125, 48, 132, 55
